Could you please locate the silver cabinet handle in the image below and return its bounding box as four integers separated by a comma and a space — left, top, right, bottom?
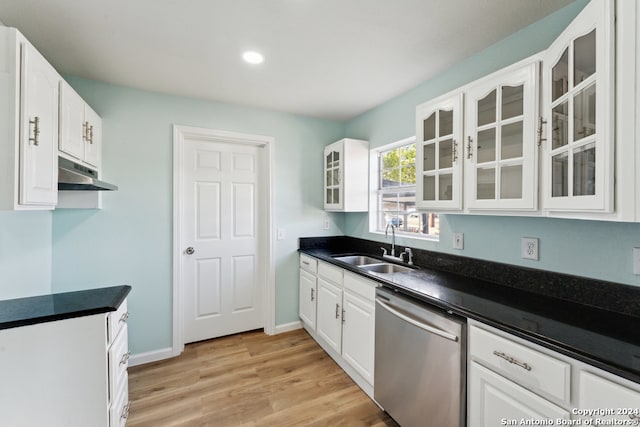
302, 260, 310, 266
493, 350, 532, 371
82, 121, 88, 142
466, 136, 473, 159
29, 116, 40, 146
537, 117, 547, 147
120, 351, 131, 366
88, 124, 94, 144
119, 312, 129, 323
452, 139, 458, 162
342, 308, 346, 324
310, 288, 315, 301
185, 247, 195, 255
376, 298, 458, 342
335, 303, 340, 319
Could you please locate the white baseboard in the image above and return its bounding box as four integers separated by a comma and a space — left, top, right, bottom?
273, 320, 302, 335
129, 347, 176, 367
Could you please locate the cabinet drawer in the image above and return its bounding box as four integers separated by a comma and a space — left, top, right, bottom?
469, 324, 571, 404
109, 380, 130, 427
299, 254, 317, 274
318, 261, 343, 285
108, 324, 129, 403
108, 299, 128, 345
344, 271, 377, 301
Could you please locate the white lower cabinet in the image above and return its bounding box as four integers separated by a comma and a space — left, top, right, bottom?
0, 298, 129, 427
469, 320, 640, 427
469, 361, 569, 426
299, 255, 377, 398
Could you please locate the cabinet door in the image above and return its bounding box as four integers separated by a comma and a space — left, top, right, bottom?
59, 81, 86, 161
342, 290, 375, 385
542, 0, 614, 213
299, 269, 317, 330
316, 278, 342, 354
324, 141, 344, 210
416, 92, 464, 210
465, 62, 539, 211
578, 371, 640, 425
84, 104, 101, 168
19, 42, 59, 206
468, 361, 570, 427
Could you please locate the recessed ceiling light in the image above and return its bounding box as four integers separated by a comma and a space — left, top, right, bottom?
242, 51, 264, 65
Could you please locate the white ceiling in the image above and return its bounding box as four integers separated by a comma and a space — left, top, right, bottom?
0, 0, 573, 121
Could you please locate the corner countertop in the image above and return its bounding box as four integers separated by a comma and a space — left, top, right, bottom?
0, 285, 131, 330
299, 237, 640, 385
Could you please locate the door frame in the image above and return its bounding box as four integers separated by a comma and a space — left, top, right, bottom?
172, 124, 275, 356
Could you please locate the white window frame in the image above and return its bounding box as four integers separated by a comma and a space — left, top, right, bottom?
369, 136, 439, 241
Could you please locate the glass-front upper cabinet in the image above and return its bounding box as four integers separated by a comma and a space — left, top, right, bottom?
464, 62, 539, 211
415, 92, 464, 211
323, 138, 369, 212
324, 145, 342, 209
542, 0, 614, 213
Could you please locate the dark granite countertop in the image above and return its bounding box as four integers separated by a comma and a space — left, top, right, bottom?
0, 285, 131, 330
300, 237, 640, 384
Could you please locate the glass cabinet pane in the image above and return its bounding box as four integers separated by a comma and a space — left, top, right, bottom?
439, 109, 453, 136
326, 170, 332, 186
332, 169, 339, 185
326, 189, 332, 204
552, 152, 569, 197
476, 167, 495, 199
326, 152, 332, 168
423, 143, 435, 171
573, 83, 596, 141
501, 122, 523, 160
573, 142, 596, 196
439, 139, 453, 169
439, 174, 453, 200
477, 90, 496, 126
552, 48, 569, 101
333, 188, 340, 204
574, 29, 596, 85
500, 165, 523, 199
552, 102, 569, 149
502, 85, 524, 120
477, 128, 496, 163
423, 175, 435, 201
423, 113, 436, 141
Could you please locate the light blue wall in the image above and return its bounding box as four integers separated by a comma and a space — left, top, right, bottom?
51, 78, 345, 354
344, 0, 640, 287
0, 211, 51, 299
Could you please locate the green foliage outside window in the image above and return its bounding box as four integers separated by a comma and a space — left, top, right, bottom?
381, 145, 416, 186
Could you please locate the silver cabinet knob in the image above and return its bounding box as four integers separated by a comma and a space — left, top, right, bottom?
186, 247, 195, 255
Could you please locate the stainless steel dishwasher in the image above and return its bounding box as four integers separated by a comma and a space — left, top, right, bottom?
374, 286, 466, 427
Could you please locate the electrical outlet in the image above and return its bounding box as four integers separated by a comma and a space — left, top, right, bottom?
277, 228, 286, 240
323, 218, 330, 230
453, 232, 464, 250
633, 248, 640, 275
521, 237, 539, 260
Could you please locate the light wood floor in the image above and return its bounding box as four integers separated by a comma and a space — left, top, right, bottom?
127, 328, 398, 427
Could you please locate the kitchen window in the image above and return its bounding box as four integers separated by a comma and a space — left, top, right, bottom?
371, 137, 439, 239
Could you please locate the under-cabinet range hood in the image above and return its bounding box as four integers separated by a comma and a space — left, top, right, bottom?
58, 157, 118, 191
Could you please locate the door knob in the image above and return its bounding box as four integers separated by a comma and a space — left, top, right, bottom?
185, 247, 195, 255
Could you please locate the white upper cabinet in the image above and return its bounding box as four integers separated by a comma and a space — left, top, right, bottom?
323, 138, 368, 212
0, 27, 59, 210
465, 62, 539, 211
541, 0, 614, 213
416, 92, 464, 211
59, 80, 101, 169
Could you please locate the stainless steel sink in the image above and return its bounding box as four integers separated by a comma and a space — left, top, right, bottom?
333, 255, 383, 266
359, 263, 414, 274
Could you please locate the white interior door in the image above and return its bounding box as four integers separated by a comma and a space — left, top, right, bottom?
181, 135, 264, 343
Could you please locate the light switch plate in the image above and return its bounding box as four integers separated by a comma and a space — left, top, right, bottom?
277, 228, 286, 240
453, 232, 464, 250
521, 237, 539, 260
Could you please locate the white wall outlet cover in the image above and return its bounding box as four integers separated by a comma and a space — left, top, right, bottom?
277, 228, 286, 240
521, 237, 539, 260
453, 232, 464, 250
323, 218, 330, 230
633, 247, 640, 275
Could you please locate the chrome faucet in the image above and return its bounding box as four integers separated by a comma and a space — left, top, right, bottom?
385, 223, 396, 257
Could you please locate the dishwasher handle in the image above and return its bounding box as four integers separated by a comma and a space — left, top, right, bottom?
376, 298, 459, 342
